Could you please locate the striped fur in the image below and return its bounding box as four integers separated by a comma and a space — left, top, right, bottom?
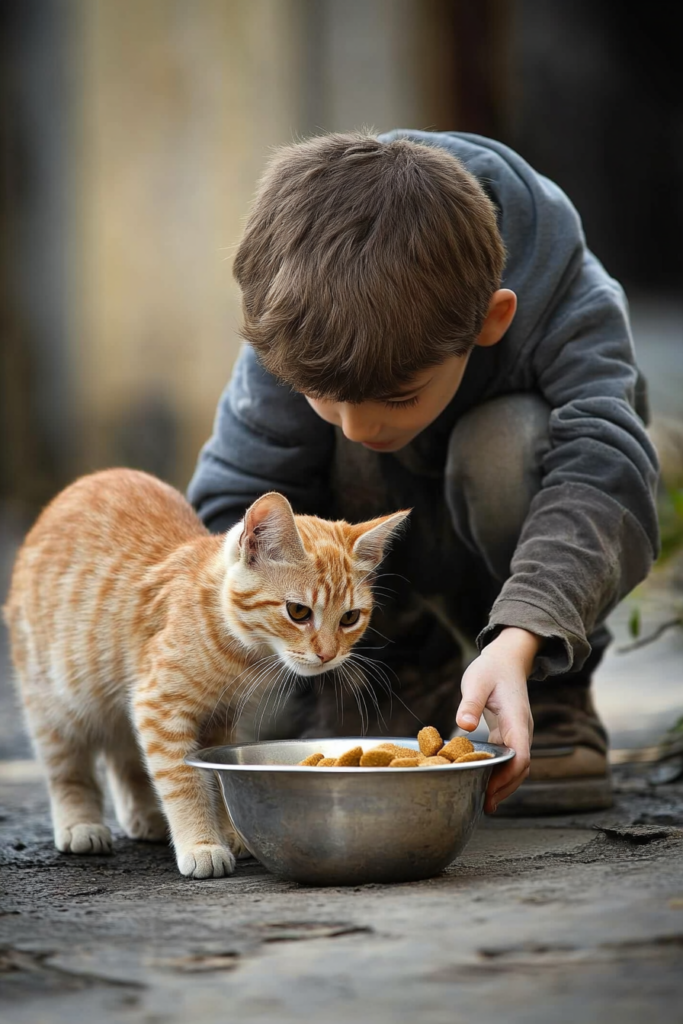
3, 469, 408, 877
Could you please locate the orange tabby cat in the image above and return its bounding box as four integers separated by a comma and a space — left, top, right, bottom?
3, 469, 408, 877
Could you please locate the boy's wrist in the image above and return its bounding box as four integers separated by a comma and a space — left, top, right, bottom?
491, 626, 542, 677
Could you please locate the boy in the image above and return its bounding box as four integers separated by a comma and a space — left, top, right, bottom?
188, 130, 659, 814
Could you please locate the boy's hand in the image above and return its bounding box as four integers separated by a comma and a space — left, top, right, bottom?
455, 627, 539, 813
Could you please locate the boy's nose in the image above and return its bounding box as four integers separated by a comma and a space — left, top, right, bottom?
339, 407, 381, 443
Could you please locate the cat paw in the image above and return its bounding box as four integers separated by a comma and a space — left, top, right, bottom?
177, 843, 236, 878
56, 824, 113, 855
123, 811, 168, 843
230, 833, 254, 860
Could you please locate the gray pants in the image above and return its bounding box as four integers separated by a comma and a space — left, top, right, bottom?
291, 393, 608, 749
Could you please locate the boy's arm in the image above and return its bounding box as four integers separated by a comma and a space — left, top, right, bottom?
187, 345, 335, 531
478, 248, 660, 678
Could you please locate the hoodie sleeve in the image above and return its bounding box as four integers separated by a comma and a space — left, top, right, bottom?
187, 345, 335, 532
477, 250, 660, 679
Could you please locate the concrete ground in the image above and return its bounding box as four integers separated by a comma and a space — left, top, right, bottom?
1, 762, 682, 1024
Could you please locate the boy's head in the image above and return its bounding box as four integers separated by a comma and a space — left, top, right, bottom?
234, 131, 515, 450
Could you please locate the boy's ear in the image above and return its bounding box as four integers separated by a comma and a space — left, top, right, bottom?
239, 492, 306, 567
352, 510, 411, 570
476, 288, 517, 348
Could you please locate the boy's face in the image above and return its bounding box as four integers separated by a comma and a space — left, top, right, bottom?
304, 289, 517, 452
305, 354, 471, 452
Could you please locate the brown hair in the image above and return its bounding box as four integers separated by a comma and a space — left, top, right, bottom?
233, 131, 505, 403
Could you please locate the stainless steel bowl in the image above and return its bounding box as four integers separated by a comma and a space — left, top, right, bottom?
187, 737, 513, 886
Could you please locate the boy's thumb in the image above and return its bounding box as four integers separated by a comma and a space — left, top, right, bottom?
456, 685, 486, 732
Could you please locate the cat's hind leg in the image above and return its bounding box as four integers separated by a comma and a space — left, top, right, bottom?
36, 727, 112, 855
10, 614, 110, 854
105, 736, 168, 843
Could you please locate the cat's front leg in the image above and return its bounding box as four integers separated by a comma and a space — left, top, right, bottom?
133, 692, 235, 879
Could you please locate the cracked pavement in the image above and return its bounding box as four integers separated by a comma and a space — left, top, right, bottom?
1, 762, 682, 1024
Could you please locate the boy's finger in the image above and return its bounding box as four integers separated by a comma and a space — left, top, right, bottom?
485, 761, 529, 813
455, 675, 488, 732
485, 718, 531, 812
486, 770, 530, 812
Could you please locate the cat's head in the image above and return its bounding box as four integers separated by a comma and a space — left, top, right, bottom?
223, 492, 409, 676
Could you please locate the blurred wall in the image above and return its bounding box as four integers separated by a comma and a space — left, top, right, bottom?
73, 0, 307, 486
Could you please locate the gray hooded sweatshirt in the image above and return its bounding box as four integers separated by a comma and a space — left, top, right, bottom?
187, 131, 660, 679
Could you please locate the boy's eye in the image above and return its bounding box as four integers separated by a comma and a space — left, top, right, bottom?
287, 602, 312, 622
384, 395, 419, 409
340, 609, 361, 627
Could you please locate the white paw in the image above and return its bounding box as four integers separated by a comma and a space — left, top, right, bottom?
123, 811, 168, 843
56, 823, 113, 855
177, 843, 236, 878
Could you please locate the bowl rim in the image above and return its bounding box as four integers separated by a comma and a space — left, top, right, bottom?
185, 736, 515, 773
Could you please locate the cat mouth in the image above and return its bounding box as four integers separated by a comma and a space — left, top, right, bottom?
286, 657, 340, 677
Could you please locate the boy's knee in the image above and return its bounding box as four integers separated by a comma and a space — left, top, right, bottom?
445, 393, 551, 581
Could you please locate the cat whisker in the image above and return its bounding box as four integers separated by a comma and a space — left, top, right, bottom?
254, 665, 290, 739
204, 651, 279, 735
350, 652, 415, 724
339, 663, 369, 735
364, 624, 395, 646
225, 653, 280, 722
251, 668, 284, 740
270, 664, 298, 724
231, 656, 284, 730
350, 653, 425, 728
240, 662, 289, 738
270, 668, 302, 734
331, 667, 342, 725
372, 571, 411, 586
344, 657, 386, 732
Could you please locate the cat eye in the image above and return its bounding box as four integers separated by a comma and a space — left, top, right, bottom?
287, 602, 312, 622
339, 609, 361, 627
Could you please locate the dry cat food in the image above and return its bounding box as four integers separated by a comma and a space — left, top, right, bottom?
297, 726, 495, 768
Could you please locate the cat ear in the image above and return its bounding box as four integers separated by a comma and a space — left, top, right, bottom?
239, 492, 306, 568
352, 510, 411, 570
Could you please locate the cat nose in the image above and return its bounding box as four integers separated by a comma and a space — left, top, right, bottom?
317, 651, 334, 664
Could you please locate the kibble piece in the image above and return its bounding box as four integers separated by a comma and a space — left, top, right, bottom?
439, 737, 475, 762
454, 751, 494, 763
383, 745, 422, 759
417, 726, 444, 758
336, 746, 363, 767
298, 752, 325, 766
317, 757, 338, 767
359, 749, 395, 767
419, 755, 451, 766
388, 757, 422, 768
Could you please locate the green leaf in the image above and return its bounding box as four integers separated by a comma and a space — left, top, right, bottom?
670, 488, 683, 519
628, 606, 641, 638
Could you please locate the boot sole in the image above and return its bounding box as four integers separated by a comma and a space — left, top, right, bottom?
494, 773, 614, 816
